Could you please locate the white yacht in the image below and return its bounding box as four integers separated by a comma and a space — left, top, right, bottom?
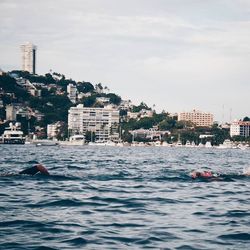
2, 123, 25, 144
218, 139, 234, 149
59, 135, 85, 146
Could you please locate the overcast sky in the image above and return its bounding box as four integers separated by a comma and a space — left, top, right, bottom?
0, 0, 250, 121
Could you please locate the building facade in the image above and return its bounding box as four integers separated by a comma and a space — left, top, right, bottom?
68, 104, 120, 141
6, 105, 17, 121
67, 83, 77, 104
230, 121, 250, 137
178, 109, 214, 127
47, 122, 61, 139
20, 42, 37, 74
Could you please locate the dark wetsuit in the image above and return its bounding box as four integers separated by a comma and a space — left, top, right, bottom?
19, 165, 49, 176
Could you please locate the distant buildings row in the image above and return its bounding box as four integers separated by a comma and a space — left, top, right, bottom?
5, 100, 250, 140
65, 106, 247, 141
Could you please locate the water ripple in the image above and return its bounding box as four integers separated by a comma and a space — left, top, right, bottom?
0, 145, 250, 249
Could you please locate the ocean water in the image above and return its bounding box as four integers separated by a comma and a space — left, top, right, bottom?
0, 145, 250, 250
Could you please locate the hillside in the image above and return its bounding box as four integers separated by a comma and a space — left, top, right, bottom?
0, 70, 234, 145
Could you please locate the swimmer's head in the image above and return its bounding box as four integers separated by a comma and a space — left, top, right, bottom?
191, 171, 201, 179
243, 167, 250, 176
36, 164, 49, 175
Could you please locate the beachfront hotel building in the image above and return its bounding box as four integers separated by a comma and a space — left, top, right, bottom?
178, 109, 214, 127
20, 42, 37, 74
230, 120, 250, 137
68, 104, 120, 141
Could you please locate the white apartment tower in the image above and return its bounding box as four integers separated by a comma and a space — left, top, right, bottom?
20, 42, 37, 74
68, 104, 120, 141
178, 109, 214, 127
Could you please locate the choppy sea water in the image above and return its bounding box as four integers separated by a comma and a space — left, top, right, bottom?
0, 145, 250, 250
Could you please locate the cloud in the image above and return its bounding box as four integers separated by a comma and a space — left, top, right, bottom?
0, 0, 250, 120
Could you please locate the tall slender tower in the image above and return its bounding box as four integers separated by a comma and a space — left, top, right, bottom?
20, 42, 37, 74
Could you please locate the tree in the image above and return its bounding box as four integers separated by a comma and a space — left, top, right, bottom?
121, 130, 132, 143
152, 112, 168, 124
56, 122, 68, 140
243, 117, 250, 121
77, 82, 94, 93
211, 127, 230, 145
85, 130, 95, 142
119, 109, 127, 117
135, 117, 155, 129
82, 95, 96, 107
0, 75, 30, 102
45, 73, 56, 84
132, 102, 151, 112
107, 93, 121, 105
180, 131, 199, 144
0, 108, 5, 120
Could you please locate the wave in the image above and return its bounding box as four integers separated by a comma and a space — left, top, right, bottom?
218, 233, 250, 241
25, 198, 85, 208
61, 237, 88, 246
1, 170, 249, 183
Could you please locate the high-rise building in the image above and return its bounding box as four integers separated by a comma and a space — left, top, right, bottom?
178, 109, 214, 127
68, 104, 120, 141
20, 42, 37, 74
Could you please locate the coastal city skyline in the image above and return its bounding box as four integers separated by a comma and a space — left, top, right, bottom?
1, 0, 250, 122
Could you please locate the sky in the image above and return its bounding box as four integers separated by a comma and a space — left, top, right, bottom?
0, 0, 250, 122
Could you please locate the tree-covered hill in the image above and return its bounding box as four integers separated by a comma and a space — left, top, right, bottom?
1, 70, 247, 144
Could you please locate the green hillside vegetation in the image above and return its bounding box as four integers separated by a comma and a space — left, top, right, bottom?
1, 70, 249, 144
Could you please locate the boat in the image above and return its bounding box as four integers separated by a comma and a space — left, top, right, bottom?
162, 141, 171, 147
205, 141, 213, 148
217, 139, 234, 149
105, 140, 117, 146
33, 139, 59, 146
88, 140, 117, 146
185, 140, 192, 147
2, 123, 25, 144
59, 135, 85, 146
237, 143, 249, 150
154, 141, 162, 146
175, 140, 183, 147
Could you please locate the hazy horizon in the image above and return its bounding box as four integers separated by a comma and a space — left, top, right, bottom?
1, 0, 250, 122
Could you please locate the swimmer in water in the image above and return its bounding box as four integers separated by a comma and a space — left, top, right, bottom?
190, 168, 250, 181
243, 167, 250, 176
0, 163, 49, 177
190, 170, 218, 179
19, 163, 49, 176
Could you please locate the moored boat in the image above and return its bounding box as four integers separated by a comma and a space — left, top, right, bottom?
59, 135, 85, 146
33, 139, 59, 146
2, 123, 25, 144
